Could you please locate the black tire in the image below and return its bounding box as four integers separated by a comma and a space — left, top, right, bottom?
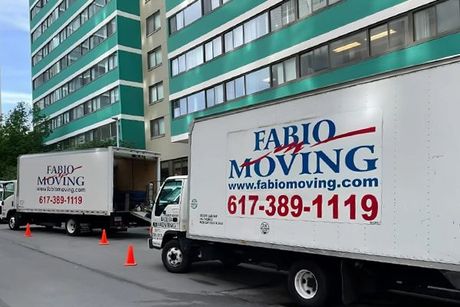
288, 261, 331, 307
161, 239, 191, 273
8, 213, 20, 231
65, 218, 80, 236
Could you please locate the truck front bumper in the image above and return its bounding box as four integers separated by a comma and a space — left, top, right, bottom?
148, 238, 161, 250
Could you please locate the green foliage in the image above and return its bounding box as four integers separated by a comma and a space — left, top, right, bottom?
0, 102, 50, 180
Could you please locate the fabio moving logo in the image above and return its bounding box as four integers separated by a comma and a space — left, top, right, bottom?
37, 165, 85, 188
226, 110, 382, 224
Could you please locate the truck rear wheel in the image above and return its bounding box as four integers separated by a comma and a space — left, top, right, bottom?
162, 239, 191, 273
65, 218, 80, 236
288, 261, 331, 307
8, 214, 20, 230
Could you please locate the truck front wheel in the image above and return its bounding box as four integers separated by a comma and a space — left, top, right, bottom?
65, 218, 80, 236
8, 214, 20, 230
288, 261, 331, 307
162, 239, 191, 273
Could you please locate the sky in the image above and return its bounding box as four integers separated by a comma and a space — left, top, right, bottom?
0, 0, 32, 116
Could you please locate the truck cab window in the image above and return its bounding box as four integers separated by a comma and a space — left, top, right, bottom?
3, 183, 14, 199
155, 180, 182, 216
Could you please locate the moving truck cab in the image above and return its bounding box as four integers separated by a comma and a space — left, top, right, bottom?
0, 181, 17, 224
149, 176, 187, 253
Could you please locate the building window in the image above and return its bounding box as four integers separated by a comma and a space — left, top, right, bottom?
150, 117, 165, 138
185, 45, 204, 70
224, 25, 244, 52
245, 67, 270, 95
300, 45, 329, 76
370, 17, 409, 56
206, 84, 224, 107
437, 0, 460, 34
170, 1, 203, 34
270, 0, 297, 32
203, 0, 229, 14
414, 6, 436, 41
330, 30, 368, 67
149, 82, 164, 104
147, 11, 161, 36
148, 47, 162, 69
184, 1, 202, 25
226, 76, 245, 101
243, 12, 269, 44
272, 57, 298, 86
173, 98, 188, 118
414, 0, 460, 41
204, 37, 223, 61
187, 91, 206, 113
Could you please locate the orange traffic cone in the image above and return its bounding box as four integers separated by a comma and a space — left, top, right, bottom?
99, 229, 109, 245
24, 223, 32, 237
124, 245, 137, 266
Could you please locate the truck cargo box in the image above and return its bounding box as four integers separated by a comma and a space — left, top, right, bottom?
188, 60, 460, 271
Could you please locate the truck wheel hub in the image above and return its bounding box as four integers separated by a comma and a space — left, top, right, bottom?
294, 269, 318, 299
9, 217, 15, 228
67, 220, 76, 233
167, 247, 183, 266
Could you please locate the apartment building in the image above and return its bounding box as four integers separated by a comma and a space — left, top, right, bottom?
140, 0, 189, 181
166, 0, 460, 141
30, 0, 145, 148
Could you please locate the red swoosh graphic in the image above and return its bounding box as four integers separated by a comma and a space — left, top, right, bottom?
240, 126, 376, 167
310, 127, 376, 148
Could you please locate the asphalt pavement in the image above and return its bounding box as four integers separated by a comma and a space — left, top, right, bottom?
0, 224, 456, 307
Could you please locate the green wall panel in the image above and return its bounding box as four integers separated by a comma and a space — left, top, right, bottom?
118, 51, 143, 83
171, 32, 460, 136
120, 86, 144, 116
117, 16, 141, 49
116, 0, 140, 16
120, 120, 145, 149
170, 0, 405, 94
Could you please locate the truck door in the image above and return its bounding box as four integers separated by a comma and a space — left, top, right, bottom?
150, 179, 183, 248
0, 182, 16, 220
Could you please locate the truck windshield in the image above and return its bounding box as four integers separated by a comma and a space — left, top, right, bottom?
155, 180, 182, 216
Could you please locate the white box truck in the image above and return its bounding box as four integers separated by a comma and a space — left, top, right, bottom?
148, 60, 460, 306
4, 147, 160, 236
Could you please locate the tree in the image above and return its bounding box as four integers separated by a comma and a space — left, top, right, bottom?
0, 102, 49, 179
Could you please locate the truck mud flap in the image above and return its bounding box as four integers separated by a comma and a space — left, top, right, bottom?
178, 237, 193, 254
